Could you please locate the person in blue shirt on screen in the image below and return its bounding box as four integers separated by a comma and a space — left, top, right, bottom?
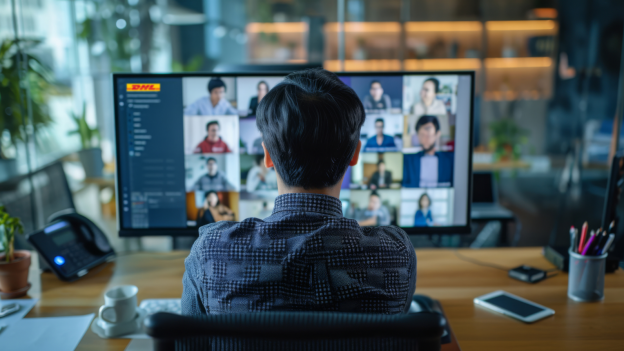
363, 118, 397, 152
413, 193, 433, 227
184, 78, 238, 116
402, 115, 454, 188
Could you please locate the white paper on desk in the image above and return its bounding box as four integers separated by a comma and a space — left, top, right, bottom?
0, 313, 95, 351
0, 298, 38, 326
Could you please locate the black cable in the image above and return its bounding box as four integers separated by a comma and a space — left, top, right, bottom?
453, 250, 510, 271
453, 250, 560, 279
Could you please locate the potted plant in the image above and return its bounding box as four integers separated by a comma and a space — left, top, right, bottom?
488, 118, 528, 162
68, 103, 103, 178
0, 39, 53, 177
0, 206, 29, 298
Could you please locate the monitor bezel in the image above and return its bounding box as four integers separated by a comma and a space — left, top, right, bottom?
113, 70, 474, 236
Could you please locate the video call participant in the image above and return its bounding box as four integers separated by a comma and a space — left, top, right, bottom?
403, 115, 454, 188
248, 81, 269, 116
196, 191, 235, 226
356, 191, 391, 227
251, 132, 264, 155
183, 68, 416, 315
193, 121, 231, 154
184, 78, 238, 116
246, 155, 277, 191
363, 118, 397, 151
369, 160, 392, 190
190, 157, 235, 192
413, 193, 433, 227
412, 78, 446, 116
363, 80, 392, 112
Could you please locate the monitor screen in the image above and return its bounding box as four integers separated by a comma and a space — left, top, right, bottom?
114, 72, 474, 236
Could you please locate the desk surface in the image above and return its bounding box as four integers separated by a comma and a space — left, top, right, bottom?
22, 248, 624, 351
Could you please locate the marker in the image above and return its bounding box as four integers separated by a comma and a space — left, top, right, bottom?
600, 234, 616, 255
578, 222, 588, 253
581, 232, 597, 256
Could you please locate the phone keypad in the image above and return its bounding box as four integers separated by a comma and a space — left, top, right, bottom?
56, 242, 99, 274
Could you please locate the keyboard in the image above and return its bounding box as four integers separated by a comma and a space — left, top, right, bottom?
139, 299, 182, 315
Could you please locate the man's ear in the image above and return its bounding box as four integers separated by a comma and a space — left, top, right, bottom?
349, 140, 362, 166
262, 142, 274, 168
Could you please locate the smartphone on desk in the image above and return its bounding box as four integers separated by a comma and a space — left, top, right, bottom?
474, 290, 554, 323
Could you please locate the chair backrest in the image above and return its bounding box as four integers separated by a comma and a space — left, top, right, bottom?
145, 311, 445, 351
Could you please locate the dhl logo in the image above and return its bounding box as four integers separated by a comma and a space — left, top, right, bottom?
126, 83, 160, 92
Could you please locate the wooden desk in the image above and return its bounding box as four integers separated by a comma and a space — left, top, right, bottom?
22, 248, 624, 351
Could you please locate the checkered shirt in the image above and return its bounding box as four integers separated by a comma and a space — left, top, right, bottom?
182, 193, 416, 315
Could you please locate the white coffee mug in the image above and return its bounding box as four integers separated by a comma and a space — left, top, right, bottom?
99, 285, 138, 324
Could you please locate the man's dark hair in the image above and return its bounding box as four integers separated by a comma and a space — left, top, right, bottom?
415, 115, 440, 132
370, 190, 380, 199
370, 80, 381, 88
374, 118, 384, 126
256, 68, 365, 189
206, 121, 219, 130
258, 81, 269, 90
206, 157, 217, 164
208, 78, 226, 93
424, 78, 440, 93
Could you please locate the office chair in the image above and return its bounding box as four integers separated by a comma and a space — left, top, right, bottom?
145, 296, 447, 351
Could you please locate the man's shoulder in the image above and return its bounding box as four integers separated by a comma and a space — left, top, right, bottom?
365, 225, 413, 251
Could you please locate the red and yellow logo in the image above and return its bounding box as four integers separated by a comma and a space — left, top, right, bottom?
126, 83, 160, 92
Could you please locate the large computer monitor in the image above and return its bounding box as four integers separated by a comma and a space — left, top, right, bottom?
113, 71, 474, 236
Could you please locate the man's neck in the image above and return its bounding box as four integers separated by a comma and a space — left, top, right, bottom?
423, 98, 433, 107
210, 98, 219, 108
424, 149, 436, 156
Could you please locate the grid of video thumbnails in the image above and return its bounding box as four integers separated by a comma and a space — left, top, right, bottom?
183, 75, 459, 228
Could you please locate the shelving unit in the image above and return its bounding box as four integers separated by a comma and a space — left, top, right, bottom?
244, 19, 558, 101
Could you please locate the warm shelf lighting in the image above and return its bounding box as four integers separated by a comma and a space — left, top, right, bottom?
404, 58, 481, 71
532, 8, 558, 19
324, 22, 401, 33
246, 22, 308, 33
406, 21, 482, 32
486, 20, 556, 31
485, 57, 552, 68
324, 60, 402, 71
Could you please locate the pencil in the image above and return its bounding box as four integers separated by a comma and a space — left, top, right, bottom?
600, 234, 616, 255
578, 222, 588, 253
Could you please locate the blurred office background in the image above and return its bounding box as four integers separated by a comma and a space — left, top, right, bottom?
1, 0, 624, 251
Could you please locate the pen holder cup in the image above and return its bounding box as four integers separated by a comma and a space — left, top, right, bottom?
567, 249, 607, 302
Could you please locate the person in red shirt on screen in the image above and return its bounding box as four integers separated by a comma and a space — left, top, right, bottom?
194, 121, 231, 154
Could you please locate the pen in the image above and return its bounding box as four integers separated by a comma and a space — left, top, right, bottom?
578, 222, 588, 253
573, 228, 580, 253
569, 226, 576, 252
581, 231, 597, 256
600, 234, 616, 255
593, 231, 608, 255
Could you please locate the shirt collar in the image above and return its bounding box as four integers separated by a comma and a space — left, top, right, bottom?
272, 193, 343, 217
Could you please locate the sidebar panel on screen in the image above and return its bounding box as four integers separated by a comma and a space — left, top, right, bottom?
117, 78, 186, 229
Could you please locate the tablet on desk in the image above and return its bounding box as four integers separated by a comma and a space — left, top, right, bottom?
474, 290, 554, 323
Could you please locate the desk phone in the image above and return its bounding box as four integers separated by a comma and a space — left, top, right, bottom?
27, 211, 115, 281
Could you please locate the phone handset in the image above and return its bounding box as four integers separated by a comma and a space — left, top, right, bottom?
48, 210, 113, 254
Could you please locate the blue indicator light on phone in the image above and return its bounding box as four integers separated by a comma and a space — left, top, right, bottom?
54, 256, 65, 265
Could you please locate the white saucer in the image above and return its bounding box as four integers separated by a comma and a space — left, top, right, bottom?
91, 307, 147, 338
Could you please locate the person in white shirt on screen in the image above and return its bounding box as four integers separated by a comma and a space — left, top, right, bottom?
191, 157, 235, 191
412, 78, 446, 116
246, 155, 277, 191
184, 78, 238, 116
